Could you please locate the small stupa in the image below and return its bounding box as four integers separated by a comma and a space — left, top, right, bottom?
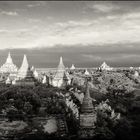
78, 79, 96, 138
31, 66, 35, 71
84, 69, 90, 75
33, 69, 39, 79
5, 77, 11, 84
0, 52, 18, 73
70, 64, 75, 70
15, 54, 35, 86
42, 75, 47, 84
134, 71, 139, 78
52, 56, 69, 88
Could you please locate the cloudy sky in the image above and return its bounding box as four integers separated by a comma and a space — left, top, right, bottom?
0, 1, 140, 68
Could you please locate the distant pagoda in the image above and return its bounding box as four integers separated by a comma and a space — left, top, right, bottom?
70, 64, 75, 70
81, 82, 94, 113
52, 56, 70, 88
99, 61, 113, 71
84, 69, 90, 75
78, 77, 96, 138
15, 54, 35, 86
0, 52, 18, 73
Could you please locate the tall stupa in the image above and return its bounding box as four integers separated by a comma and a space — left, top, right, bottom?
0, 52, 18, 73
15, 54, 35, 86
52, 56, 70, 88
78, 78, 96, 138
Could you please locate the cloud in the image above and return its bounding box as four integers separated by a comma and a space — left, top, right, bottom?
86, 2, 120, 13
27, 1, 46, 8
0, 11, 18, 16
28, 18, 42, 23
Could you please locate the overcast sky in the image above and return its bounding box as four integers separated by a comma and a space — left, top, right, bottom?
0, 1, 140, 68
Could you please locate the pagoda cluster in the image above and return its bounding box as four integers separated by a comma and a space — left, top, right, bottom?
0, 52, 72, 87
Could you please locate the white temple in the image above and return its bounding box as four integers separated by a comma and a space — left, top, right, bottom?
33, 69, 39, 79
16, 54, 29, 80
52, 56, 70, 88
84, 69, 90, 75
15, 54, 35, 86
130, 67, 134, 70
70, 64, 75, 70
0, 52, 18, 73
5, 77, 11, 84
134, 71, 139, 78
99, 62, 113, 71
42, 75, 47, 84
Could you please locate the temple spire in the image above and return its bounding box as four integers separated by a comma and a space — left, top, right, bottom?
22, 54, 29, 68
6, 52, 13, 64
52, 56, 70, 88
16, 54, 29, 79
58, 56, 65, 70
81, 79, 94, 113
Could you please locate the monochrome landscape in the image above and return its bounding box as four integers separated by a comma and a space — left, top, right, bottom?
0, 1, 139, 140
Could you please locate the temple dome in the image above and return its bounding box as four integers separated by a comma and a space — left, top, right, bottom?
0, 52, 18, 73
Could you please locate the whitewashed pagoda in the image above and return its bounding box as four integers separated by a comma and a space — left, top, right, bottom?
33, 69, 39, 79
70, 64, 75, 70
134, 71, 139, 78
15, 54, 35, 86
84, 69, 90, 75
42, 75, 47, 84
99, 61, 113, 71
52, 56, 70, 88
5, 76, 11, 84
0, 52, 18, 73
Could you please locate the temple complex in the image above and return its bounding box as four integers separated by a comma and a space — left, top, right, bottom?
52, 57, 70, 88
0, 52, 18, 73
78, 78, 96, 138
15, 54, 35, 86
99, 61, 113, 71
